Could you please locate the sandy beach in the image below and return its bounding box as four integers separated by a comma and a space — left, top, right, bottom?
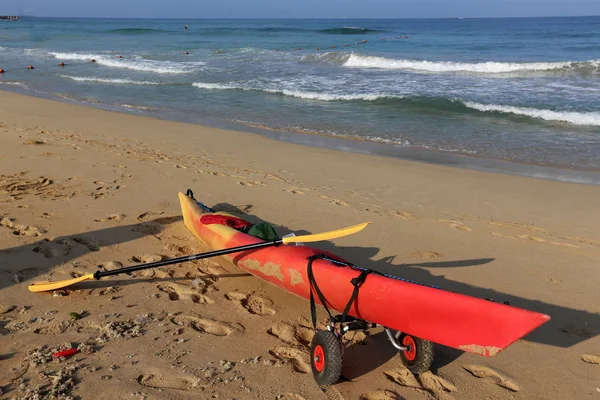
1, 90, 599, 399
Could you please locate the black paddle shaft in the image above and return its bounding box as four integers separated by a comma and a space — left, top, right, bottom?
93, 239, 283, 280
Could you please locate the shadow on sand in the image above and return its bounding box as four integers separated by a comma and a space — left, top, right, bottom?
1, 198, 597, 381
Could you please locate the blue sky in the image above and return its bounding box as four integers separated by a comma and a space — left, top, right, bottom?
3, 0, 600, 18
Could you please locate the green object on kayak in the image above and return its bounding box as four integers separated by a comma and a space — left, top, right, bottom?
246, 222, 279, 241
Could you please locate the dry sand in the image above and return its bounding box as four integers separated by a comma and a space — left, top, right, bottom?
0, 90, 599, 399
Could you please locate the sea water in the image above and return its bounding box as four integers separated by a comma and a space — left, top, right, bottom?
1, 17, 599, 176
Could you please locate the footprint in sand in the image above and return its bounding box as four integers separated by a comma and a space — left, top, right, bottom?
488, 220, 547, 233
238, 180, 267, 187
133, 254, 164, 263
269, 346, 311, 373
319, 195, 349, 207
72, 236, 100, 251
137, 373, 200, 390
419, 371, 457, 400
97, 261, 124, 272
33, 320, 72, 335
463, 365, 519, 392
226, 291, 275, 315
385, 368, 456, 400
23, 139, 48, 145
1, 217, 46, 237
438, 219, 472, 232
268, 322, 313, 346
360, 390, 402, 400
170, 315, 238, 336
410, 251, 442, 259
285, 187, 308, 195
137, 211, 165, 220
388, 211, 417, 220
490, 232, 578, 248
384, 367, 421, 390
0, 173, 58, 199
581, 354, 600, 364
157, 283, 214, 304
0, 305, 16, 314
94, 213, 126, 223
33, 239, 71, 258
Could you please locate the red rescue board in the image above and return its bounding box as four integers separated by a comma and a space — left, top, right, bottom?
179, 192, 550, 356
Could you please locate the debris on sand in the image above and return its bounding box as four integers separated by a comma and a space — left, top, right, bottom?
69, 312, 82, 321
103, 320, 144, 340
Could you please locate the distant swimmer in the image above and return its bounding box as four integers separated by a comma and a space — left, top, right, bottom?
296, 47, 301, 50
0, 68, 4, 74
404, 36, 410, 38
185, 24, 188, 30
27, 65, 35, 69
216, 50, 221, 54
117, 55, 123, 59
316, 48, 320, 50
344, 44, 349, 47
274, 49, 278, 52
362, 40, 367, 43
355, 42, 359, 45
331, 45, 336, 48
90, 59, 96, 63
58, 62, 65, 67
184, 51, 189, 55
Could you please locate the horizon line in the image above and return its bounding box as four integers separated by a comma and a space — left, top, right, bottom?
12, 15, 600, 20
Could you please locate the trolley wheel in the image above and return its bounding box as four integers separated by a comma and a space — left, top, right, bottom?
397, 333, 434, 374
310, 330, 343, 388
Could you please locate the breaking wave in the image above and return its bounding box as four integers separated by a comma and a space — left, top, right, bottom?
343, 54, 600, 74
463, 102, 600, 126
60, 75, 162, 85
50, 52, 203, 74
193, 82, 600, 126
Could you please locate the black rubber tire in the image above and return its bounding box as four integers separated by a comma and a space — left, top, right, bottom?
310, 330, 343, 388
398, 333, 435, 374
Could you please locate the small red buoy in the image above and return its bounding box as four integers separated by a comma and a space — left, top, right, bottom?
58, 62, 65, 67
52, 348, 78, 358
27, 65, 35, 70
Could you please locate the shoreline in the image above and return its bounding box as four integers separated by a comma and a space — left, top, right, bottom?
2, 85, 599, 186
1, 89, 599, 399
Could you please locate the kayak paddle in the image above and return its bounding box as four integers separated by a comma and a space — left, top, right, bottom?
28, 222, 370, 293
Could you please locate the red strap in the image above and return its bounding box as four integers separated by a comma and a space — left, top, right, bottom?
200, 214, 253, 230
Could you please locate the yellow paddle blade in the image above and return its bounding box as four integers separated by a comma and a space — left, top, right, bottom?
28, 273, 95, 293
282, 222, 370, 244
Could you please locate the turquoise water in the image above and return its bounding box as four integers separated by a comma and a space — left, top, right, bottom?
1, 17, 599, 171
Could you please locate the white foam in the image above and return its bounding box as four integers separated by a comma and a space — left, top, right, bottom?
463, 101, 600, 126
277, 90, 387, 101
50, 52, 202, 74
343, 54, 595, 74
193, 82, 392, 101
192, 82, 240, 90
60, 75, 161, 85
